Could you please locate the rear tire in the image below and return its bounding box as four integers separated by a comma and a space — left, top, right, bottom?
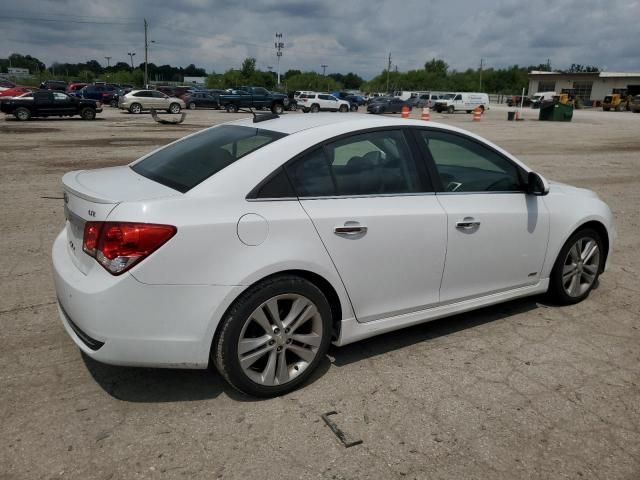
226, 104, 238, 113
80, 107, 96, 120
110, 99, 118, 108
271, 103, 284, 115
14, 107, 31, 121
548, 228, 604, 305
213, 275, 332, 397
188, 102, 196, 110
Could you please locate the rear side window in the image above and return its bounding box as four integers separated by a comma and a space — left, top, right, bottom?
131, 125, 286, 193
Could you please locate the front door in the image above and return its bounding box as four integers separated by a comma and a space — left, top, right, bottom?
285, 128, 446, 322
413, 128, 550, 303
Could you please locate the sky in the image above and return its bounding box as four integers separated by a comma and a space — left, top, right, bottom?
1, 0, 639, 79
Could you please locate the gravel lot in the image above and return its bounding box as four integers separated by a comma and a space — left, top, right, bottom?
1, 105, 639, 480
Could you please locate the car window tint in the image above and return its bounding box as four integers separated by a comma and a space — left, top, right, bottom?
286, 148, 335, 197
417, 130, 523, 193
253, 168, 296, 198
131, 125, 286, 193
53, 92, 68, 100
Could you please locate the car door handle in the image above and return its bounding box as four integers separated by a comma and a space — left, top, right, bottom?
334, 225, 367, 235
455, 219, 481, 230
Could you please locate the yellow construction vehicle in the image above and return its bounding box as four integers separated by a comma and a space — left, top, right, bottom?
602, 93, 629, 111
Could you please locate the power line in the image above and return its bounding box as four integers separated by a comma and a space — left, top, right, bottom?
0, 14, 137, 25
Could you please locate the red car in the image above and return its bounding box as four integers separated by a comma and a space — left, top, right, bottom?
66, 83, 88, 95
0, 86, 35, 97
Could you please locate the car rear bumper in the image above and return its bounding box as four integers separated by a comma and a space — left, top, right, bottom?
52, 230, 242, 368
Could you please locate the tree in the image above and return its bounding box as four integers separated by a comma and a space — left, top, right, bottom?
241, 57, 256, 78
284, 69, 301, 79
424, 58, 448, 76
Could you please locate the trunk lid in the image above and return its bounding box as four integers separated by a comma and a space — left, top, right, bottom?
62, 166, 180, 274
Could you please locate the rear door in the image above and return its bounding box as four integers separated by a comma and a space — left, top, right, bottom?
286, 128, 447, 322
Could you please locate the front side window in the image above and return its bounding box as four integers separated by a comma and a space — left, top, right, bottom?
131, 125, 286, 193
53, 92, 69, 101
416, 130, 523, 193
286, 130, 426, 197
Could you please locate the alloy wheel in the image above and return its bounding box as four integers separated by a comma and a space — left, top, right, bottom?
562, 236, 600, 297
237, 294, 323, 386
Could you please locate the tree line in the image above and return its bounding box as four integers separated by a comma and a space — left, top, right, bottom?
1, 52, 598, 95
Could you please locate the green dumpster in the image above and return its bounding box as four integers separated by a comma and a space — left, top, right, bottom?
539, 101, 573, 121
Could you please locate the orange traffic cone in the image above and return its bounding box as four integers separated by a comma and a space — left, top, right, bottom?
421, 107, 430, 121
401, 105, 410, 118
515, 111, 520, 121
472, 106, 482, 121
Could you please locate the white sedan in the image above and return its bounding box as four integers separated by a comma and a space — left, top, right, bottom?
53, 114, 615, 397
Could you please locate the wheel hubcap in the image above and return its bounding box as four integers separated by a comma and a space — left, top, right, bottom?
562, 237, 600, 297
237, 294, 323, 386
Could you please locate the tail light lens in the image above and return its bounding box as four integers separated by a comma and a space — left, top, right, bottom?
82, 222, 176, 275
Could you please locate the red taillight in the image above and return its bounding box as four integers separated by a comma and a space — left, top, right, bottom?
82, 222, 176, 275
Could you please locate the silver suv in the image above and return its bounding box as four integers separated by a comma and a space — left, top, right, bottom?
119, 90, 185, 114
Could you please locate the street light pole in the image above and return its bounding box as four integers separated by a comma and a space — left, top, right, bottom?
144, 19, 148, 88
104, 56, 112, 68
128, 52, 136, 70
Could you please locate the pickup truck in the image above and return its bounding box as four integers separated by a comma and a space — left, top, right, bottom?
0, 90, 102, 120
217, 86, 289, 114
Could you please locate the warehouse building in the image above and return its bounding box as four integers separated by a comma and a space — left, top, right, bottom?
528, 71, 640, 104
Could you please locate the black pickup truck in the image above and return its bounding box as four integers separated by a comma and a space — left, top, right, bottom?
217, 86, 289, 114
0, 90, 102, 120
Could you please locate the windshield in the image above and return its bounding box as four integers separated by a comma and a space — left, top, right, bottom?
131, 125, 287, 193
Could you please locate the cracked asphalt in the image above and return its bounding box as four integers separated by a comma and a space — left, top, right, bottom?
1, 106, 639, 479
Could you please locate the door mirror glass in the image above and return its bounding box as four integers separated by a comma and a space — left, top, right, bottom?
527, 171, 549, 195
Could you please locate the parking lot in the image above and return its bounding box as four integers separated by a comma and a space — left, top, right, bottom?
1, 106, 639, 479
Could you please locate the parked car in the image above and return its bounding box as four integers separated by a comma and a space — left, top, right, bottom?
66, 83, 88, 95
366, 97, 409, 114
297, 93, 351, 112
77, 84, 117, 102
52, 114, 614, 397
0, 79, 16, 91
39, 80, 67, 91
412, 93, 442, 108
185, 92, 220, 109
345, 94, 366, 106
217, 86, 289, 114
119, 89, 185, 114
530, 91, 556, 108
1, 90, 101, 120
434, 92, 489, 113
0, 86, 35, 98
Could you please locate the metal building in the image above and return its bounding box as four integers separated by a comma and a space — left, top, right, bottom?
528, 71, 640, 103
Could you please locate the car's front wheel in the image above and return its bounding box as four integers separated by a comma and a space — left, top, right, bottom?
188, 102, 196, 110
339, 105, 348, 112
129, 103, 142, 114
168, 103, 181, 114
80, 107, 96, 120
549, 228, 604, 305
271, 103, 284, 115
226, 104, 238, 113
310, 104, 320, 113
213, 275, 332, 397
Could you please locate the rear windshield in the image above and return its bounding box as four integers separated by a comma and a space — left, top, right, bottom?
131, 125, 286, 192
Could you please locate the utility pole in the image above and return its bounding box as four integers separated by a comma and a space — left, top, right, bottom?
386, 52, 392, 94
144, 19, 149, 88
321, 64, 327, 76
104, 56, 112, 68
128, 52, 136, 70
479, 57, 483, 91
275, 32, 284, 87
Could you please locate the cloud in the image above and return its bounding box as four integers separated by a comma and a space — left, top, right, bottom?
1, 0, 639, 78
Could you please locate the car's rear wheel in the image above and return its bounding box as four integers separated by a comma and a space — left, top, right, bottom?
188, 102, 196, 110
339, 105, 348, 112
168, 103, 181, 114
288, 103, 298, 111
549, 228, 604, 305
226, 104, 238, 113
80, 107, 96, 120
110, 99, 118, 108
310, 104, 320, 113
129, 103, 142, 114
14, 107, 31, 121
271, 103, 284, 115
213, 275, 332, 397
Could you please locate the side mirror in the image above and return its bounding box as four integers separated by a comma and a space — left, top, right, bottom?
527, 171, 550, 196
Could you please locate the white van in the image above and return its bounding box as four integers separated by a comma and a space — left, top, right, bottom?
434, 92, 490, 113
530, 91, 556, 107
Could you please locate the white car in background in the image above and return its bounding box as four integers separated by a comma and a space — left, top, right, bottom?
297, 93, 351, 113
434, 92, 490, 113
119, 89, 185, 114
53, 114, 614, 397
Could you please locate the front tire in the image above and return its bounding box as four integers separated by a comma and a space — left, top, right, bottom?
168, 103, 181, 114
80, 107, 96, 120
310, 104, 320, 113
548, 228, 604, 305
271, 103, 284, 115
129, 103, 142, 114
14, 107, 31, 121
188, 102, 196, 110
213, 275, 332, 397
339, 105, 348, 113
447, 105, 455, 114
226, 103, 238, 113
